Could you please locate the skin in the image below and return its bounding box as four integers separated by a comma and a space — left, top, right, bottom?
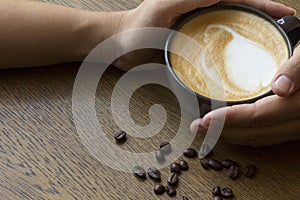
191, 4, 300, 147
0, 0, 299, 146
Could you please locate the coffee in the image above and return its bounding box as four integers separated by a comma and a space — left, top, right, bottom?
169, 9, 289, 101
154, 184, 165, 195
178, 160, 189, 170
228, 165, 240, 180
244, 164, 256, 178
147, 167, 161, 181
170, 163, 181, 173
183, 148, 197, 158
212, 186, 221, 196
208, 159, 223, 171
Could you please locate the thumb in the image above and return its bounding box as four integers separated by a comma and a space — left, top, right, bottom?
272, 46, 300, 97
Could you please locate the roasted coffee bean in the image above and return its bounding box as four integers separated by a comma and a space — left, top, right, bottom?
208, 159, 223, 171
183, 148, 197, 158
114, 130, 127, 143
212, 186, 221, 196
244, 164, 256, 178
155, 150, 165, 163
228, 165, 240, 180
179, 160, 189, 170
180, 196, 189, 200
167, 172, 178, 186
214, 196, 223, 200
221, 159, 236, 169
165, 185, 177, 196
221, 187, 233, 198
147, 167, 161, 181
132, 166, 146, 179
200, 159, 210, 170
159, 141, 172, 154
154, 184, 165, 195
170, 163, 181, 173
199, 144, 213, 158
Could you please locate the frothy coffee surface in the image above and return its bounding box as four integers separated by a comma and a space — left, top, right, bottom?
170, 9, 289, 101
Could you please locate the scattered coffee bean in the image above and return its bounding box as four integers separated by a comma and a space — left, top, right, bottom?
170, 163, 181, 173
147, 167, 161, 181
114, 130, 127, 143
221, 187, 233, 198
228, 165, 240, 180
199, 144, 213, 158
180, 196, 189, 200
214, 196, 223, 200
159, 141, 172, 154
244, 164, 256, 178
200, 159, 210, 170
212, 186, 221, 196
183, 148, 197, 158
179, 160, 189, 170
165, 185, 177, 196
208, 159, 223, 171
132, 166, 146, 179
167, 172, 179, 186
221, 159, 237, 169
154, 184, 165, 195
155, 150, 165, 163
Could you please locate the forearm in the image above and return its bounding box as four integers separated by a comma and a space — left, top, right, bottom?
0, 0, 124, 68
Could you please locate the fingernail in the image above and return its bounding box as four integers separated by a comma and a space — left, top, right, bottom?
274, 75, 293, 95
202, 115, 211, 129
190, 119, 207, 134
291, 8, 297, 15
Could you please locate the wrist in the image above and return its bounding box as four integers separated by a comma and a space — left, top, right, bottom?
71, 10, 125, 61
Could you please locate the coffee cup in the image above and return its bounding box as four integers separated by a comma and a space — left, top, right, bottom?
165, 4, 300, 117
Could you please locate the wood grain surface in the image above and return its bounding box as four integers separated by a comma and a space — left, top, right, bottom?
1, 0, 300, 199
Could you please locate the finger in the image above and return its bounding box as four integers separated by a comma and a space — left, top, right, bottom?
218, 119, 300, 147
196, 92, 300, 129
153, 0, 221, 15
272, 46, 300, 97
222, 0, 296, 18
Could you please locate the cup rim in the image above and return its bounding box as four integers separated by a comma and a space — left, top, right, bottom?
164, 3, 293, 105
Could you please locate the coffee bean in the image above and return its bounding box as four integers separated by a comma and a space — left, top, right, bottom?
159, 141, 172, 154
167, 172, 178, 186
132, 166, 146, 179
170, 163, 181, 173
228, 165, 240, 180
221, 159, 236, 169
244, 164, 256, 178
221, 187, 233, 198
114, 130, 127, 143
199, 144, 213, 158
200, 159, 210, 170
208, 159, 223, 171
212, 186, 221, 196
214, 196, 223, 200
155, 150, 165, 163
180, 196, 189, 200
154, 184, 165, 195
165, 185, 176, 196
183, 148, 197, 158
179, 160, 189, 170
147, 167, 161, 181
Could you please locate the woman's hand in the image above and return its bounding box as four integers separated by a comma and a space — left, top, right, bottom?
113, 0, 295, 70
191, 45, 300, 147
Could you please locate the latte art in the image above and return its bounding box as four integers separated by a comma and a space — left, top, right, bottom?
222, 25, 277, 92
170, 9, 289, 101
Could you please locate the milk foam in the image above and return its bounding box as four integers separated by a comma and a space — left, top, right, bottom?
206, 25, 277, 92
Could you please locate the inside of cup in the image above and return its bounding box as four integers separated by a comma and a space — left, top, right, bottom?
165, 4, 292, 104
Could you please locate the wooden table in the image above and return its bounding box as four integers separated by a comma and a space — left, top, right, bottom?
1, 0, 300, 199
